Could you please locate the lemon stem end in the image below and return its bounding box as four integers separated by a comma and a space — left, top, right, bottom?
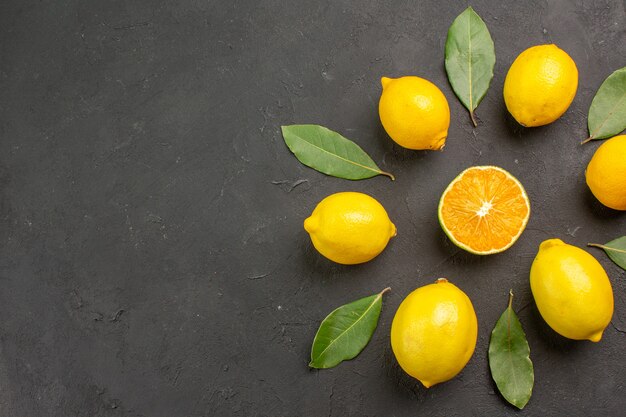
588, 331, 603, 342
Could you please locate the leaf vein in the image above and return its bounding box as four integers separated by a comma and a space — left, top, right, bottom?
297, 138, 382, 175
467, 10, 473, 112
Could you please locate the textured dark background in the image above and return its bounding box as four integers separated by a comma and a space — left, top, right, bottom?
1, 0, 625, 416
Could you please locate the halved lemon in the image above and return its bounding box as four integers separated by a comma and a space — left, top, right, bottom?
438, 166, 530, 255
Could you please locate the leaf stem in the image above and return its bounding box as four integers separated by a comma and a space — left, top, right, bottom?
470, 110, 478, 127
380, 287, 391, 296
379, 170, 395, 181
581, 136, 593, 145
508, 289, 514, 309
588, 243, 626, 254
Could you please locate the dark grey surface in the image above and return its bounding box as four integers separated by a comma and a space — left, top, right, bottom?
1, 0, 625, 416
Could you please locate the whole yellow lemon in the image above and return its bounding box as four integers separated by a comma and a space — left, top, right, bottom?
530, 239, 613, 342
586, 134, 626, 210
378, 76, 450, 150
304, 192, 396, 265
391, 278, 477, 388
503, 44, 578, 127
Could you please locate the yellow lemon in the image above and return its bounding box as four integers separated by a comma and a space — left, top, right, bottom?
391, 278, 477, 388
530, 239, 613, 342
378, 76, 450, 150
304, 192, 396, 265
503, 44, 578, 127
586, 134, 626, 210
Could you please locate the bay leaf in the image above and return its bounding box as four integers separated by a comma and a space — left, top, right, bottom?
444, 6, 495, 127
309, 287, 390, 369
281, 125, 394, 180
589, 236, 626, 270
488, 290, 534, 409
584, 67, 626, 143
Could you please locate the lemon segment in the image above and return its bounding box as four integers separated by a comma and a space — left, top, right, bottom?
437, 166, 530, 255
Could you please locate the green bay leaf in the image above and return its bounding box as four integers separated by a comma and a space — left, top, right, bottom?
488, 291, 534, 409
309, 288, 390, 369
281, 125, 394, 181
589, 236, 626, 270
584, 67, 626, 142
444, 6, 495, 127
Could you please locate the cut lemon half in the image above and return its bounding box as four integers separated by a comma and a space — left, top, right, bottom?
438, 166, 530, 255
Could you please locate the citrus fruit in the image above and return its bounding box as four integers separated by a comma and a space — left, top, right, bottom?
586, 134, 626, 210
438, 166, 530, 255
503, 44, 578, 127
391, 278, 477, 388
378, 76, 450, 150
304, 192, 396, 265
530, 238, 614, 342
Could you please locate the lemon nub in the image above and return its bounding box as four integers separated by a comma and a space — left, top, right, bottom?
303, 216, 317, 233
420, 379, 434, 389
539, 238, 564, 251
588, 330, 603, 343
